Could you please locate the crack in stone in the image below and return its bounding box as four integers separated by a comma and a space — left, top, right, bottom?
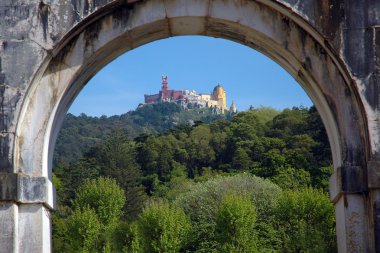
28, 37, 52, 56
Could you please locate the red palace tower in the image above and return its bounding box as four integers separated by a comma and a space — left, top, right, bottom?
144, 76, 183, 104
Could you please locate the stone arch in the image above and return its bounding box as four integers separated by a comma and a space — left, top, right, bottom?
10, 0, 373, 252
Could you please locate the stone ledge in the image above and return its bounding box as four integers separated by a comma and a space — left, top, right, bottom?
0, 173, 55, 209
329, 165, 366, 203
367, 161, 380, 189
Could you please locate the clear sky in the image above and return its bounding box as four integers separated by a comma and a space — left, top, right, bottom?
69, 36, 312, 116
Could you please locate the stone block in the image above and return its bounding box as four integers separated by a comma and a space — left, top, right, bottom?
18, 204, 51, 253
367, 161, 380, 188
335, 193, 368, 253
126, 0, 166, 31
0, 174, 55, 209
169, 17, 206, 36
165, 0, 208, 18
18, 175, 47, 203
343, 27, 371, 78
340, 165, 366, 192
0, 203, 17, 253
330, 165, 366, 202
17, 175, 55, 209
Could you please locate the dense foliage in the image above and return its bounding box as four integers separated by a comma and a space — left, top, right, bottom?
53, 104, 336, 252
175, 174, 281, 252
54, 103, 230, 164
131, 199, 191, 253
273, 188, 336, 252
54, 178, 126, 252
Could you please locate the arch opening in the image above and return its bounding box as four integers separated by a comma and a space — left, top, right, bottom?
17, 9, 352, 175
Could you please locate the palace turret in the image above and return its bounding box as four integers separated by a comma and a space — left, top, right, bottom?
230, 101, 237, 113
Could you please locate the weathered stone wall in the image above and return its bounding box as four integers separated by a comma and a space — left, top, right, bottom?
1, 1, 380, 252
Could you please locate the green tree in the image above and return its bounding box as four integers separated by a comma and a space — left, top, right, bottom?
270, 107, 309, 138
72, 177, 126, 252
232, 147, 251, 171
65, 207, 102, 253
313, 165, 334, 191
231, 110, 267, 138
137, 133, 183, 181
164, 161, 194, 200
259, 148, 286, 177
54, 158, 101, 206
73, 177, 125, 225
248, 106, 280, 125
215, 194, 258, 253
272, 167, 311, 189
306, 106, 332, 166
54, 103, 227, 166
273, 188, 336, 253
53, 211, 70, 253
132, 199, 191, 253
91, 130, 147, 219
186, 124, 216, 177
176, 174, 281, 252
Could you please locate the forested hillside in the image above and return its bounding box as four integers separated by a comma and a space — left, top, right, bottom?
54, 103, 231, 164
53, 105, 336, 252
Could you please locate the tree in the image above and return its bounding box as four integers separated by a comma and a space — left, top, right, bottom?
73, 177, 125, 225
231, 110, 267, 138
259, 148, 286, 178
232, 147, 251, 171
65, 207, 102, 253
312, 165, 333, 191
164, 161, 194, 200
137, 133, 183, 181
306, 106, 332, 166
132, 199, 191, 253
215, 194, 258, 253
90, 130, 147, 219
72, 177, 126, 252
270, 107, 309, 138
247, 106, 279, 125
176, 174, 281, 252
186, 124, 216, 176
54, 158, 101, 206
272, 167, 311, 189
273, 188, 336, 253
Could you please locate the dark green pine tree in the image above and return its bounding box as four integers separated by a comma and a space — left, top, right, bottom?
88, 129, 147, 220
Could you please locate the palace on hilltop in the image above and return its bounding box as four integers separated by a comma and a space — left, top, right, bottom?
144, 76, 237, 113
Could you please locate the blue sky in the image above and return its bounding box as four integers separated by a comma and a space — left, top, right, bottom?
69, 36, 312, 116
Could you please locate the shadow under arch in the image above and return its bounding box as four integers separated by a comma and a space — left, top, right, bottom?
14, 0, 371, 252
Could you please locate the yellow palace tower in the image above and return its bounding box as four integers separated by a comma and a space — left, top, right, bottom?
212, 84, 227, 111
